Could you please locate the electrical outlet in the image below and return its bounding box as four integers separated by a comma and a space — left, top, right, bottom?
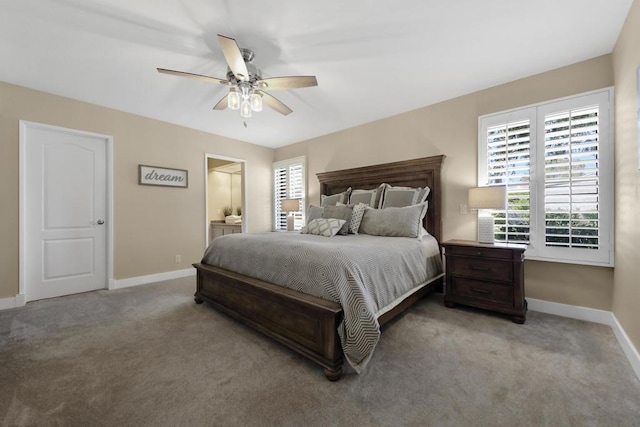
216, 209, 221, 215
175, 255, 181, 263
459, 204, 468, 215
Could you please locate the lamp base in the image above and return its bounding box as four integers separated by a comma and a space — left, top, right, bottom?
477, 215, 495, 244
286, 215, 294, 232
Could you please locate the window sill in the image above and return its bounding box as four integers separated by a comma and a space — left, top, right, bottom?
523, 254, 614, 268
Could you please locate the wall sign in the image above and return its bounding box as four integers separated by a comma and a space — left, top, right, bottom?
139, 165, 188, 188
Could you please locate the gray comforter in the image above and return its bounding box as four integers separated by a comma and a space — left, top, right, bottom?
201, 232, 443, 373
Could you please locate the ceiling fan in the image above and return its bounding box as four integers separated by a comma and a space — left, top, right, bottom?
158, 34, 318, 118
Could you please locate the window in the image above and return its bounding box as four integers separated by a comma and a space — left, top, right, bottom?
478, 88, 613, 266
273, 156, 306, 231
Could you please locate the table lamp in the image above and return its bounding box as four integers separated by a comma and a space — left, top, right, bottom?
468, 186, 507, 243
281, 199, 300, 231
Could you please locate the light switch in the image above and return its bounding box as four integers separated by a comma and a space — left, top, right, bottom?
459, 204, 468, 215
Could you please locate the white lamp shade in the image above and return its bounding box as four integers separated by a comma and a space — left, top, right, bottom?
468, 186, 507, 210
281, 199, 300, 212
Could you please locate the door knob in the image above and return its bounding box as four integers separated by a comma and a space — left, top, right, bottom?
97, 219, 105, 225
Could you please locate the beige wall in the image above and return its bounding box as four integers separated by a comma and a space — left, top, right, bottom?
612, 0, 640, 355
0, 82, 274, 298
275, 55, 615, 310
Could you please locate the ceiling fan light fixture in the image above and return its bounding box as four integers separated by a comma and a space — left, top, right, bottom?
250, 92, 263, 112
158, 34, 316, 119
240, 99, 252, 118
228, 90, 240, 110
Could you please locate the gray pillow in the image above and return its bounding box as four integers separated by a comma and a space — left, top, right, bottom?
359, 202, 428, 238
349, 183, 387, 208
320, 187, 352, 207
307, 205, 324, 223
322, 204, 353, 235
336, 202, 368, 234
381, 185, 431, 208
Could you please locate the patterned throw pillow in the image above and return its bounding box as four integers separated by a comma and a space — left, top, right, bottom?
348, 202, 367, 234
300, 218, 346, 237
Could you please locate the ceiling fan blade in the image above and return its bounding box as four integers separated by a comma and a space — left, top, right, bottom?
213, 95, 228, 111
217, 34, 250, 82
259, 91, 293, 116
157, 68, 228, 85
256, 76, 318, 90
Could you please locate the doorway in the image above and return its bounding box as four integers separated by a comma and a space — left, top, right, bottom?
20, 121, 113, 301
204, 153, 246, 245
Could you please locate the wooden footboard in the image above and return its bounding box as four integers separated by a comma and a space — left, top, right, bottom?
193, 263, 345, 380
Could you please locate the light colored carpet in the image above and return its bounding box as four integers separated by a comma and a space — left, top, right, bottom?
1, 276, 638, 426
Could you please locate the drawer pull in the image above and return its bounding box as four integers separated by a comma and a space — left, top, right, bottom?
476, 251, 483, 256
470, 265, 490, 271
471, 288, 490, 294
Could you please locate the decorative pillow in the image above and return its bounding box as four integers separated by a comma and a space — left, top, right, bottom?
300, 218, 346, 237
307, 205, 324, 223
359, 202, 428, 238
348, 202, 367, 234
336, 202, 367, 234
320, 187, 352, 208
349, 184, 387, 208
381, 185, 431, 208
322, 204, 353, 235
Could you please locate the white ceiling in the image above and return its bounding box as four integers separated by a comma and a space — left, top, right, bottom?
0, 0, 632, 149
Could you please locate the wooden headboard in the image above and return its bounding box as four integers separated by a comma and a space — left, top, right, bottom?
316, 155, 445, 243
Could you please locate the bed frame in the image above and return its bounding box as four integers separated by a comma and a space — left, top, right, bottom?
193, 155, 445, 380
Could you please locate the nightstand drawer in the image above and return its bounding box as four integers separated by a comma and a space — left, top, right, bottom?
444, 245, 513, 260
449, 277, 514, 307
447, 257, 513, 283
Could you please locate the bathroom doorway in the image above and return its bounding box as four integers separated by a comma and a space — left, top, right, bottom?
204, 153, 246, 246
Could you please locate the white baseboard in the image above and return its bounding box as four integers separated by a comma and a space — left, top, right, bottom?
610, 315, 640, 381
0, 294, 26, 310
527, 298, 613, 325
528, 298, 640, 381
0, 269, 195, 311
110, 268, 196, 290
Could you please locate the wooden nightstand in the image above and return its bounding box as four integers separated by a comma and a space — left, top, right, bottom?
442, 239, 527, 324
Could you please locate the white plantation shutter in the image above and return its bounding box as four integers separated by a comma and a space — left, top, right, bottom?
479, 89, 613, 266
484, 118, 532, 244
288, 162, 304, 230
273, 165, 288, 230
543, 107, 600, 249
273, 157, 306, 231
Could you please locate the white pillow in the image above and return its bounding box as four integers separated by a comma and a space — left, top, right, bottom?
300, 218, 346, 237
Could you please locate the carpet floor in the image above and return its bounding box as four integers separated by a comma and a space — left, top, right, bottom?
1, 277, 639, 426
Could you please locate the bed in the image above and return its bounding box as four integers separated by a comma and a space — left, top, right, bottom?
193, 155, 445, 380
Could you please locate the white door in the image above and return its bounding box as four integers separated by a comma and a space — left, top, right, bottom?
22, 123, 109, 301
